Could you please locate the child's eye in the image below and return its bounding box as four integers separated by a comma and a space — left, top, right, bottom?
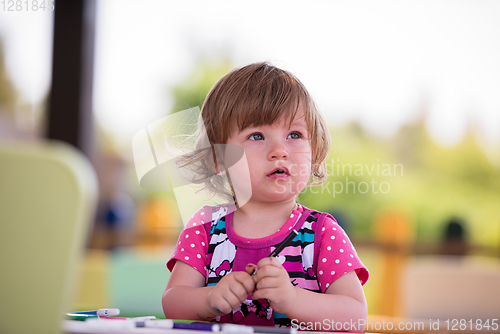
287, 132, 302, 140
248, 133, 264, 141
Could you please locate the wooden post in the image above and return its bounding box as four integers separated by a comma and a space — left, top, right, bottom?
47, 0, 96, 161
373, 211, 413, 317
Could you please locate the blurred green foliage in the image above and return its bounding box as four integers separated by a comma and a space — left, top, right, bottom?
301, 120, 500, 248
169, 59, 233, 114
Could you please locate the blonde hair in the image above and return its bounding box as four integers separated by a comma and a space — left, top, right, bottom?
177, 62, 330, 200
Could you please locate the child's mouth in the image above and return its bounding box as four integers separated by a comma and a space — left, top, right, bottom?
267, 167, 290, 178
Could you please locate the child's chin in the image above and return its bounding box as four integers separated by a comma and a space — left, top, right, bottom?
269, 192, 300, 202
270, 181, 307, 195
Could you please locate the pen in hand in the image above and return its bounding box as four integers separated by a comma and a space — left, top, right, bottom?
250, 229, 298, 276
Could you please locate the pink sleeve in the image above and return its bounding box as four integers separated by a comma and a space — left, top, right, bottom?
166, 207, 210, 279
316, 216, 369, 293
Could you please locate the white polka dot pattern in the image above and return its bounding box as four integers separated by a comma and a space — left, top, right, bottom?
166, 206, 211, 277
317, 216, 368, 293
166, 207, 369, 294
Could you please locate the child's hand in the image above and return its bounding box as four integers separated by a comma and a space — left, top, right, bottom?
206, 271, 255, 317
248, 257, 298, 315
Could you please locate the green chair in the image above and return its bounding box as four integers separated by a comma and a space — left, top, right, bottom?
0, 141, 97, 334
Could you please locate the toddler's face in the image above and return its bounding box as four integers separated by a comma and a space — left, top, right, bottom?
224, 112, 312, 206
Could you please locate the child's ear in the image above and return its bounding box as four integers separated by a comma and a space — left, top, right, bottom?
209, 143, 244, 176
210, 143, 226, 176
215, 169, 227, 177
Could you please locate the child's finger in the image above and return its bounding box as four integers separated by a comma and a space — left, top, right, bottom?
229, 280, 252, 302
255, 275, 283, 290
253, 262, 282, 281
234, 270, 256, 294
256, 256, 282, 269
210, 294, 233, 315
223, 292, 244, 311
251, 287, 277, 301
245, 263, 257, 276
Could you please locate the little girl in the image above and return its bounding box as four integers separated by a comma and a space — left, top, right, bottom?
162, 62, 369, 331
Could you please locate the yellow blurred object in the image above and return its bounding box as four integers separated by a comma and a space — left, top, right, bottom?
374, 211, 414, 248
135, 196, 181, 250
373, 211, 414, 317
0, 141, 97, 334
73, 249, 111, 311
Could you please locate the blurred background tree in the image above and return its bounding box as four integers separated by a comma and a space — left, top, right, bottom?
300, 115, 500, 250
169, 58, 233, 114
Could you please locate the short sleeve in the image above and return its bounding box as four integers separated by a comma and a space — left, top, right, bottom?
316, 216, 369, 293
166, 207, 210, 278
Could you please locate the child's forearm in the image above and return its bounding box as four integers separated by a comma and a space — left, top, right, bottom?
285, 287, 367, 332
162, 285, 218, 321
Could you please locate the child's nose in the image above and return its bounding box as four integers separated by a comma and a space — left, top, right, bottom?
267, 143, 289, 160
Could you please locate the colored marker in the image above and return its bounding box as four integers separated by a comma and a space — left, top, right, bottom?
221, 324, 253, 333
269, 229, 299, 257
136, 320, 221, 331
136, 320, 258, 333
70, 308, 120, 316
250, 325, 297, 334
250, 229, 298, 276
65, 313, 99, 321
100, 316, 156, 321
